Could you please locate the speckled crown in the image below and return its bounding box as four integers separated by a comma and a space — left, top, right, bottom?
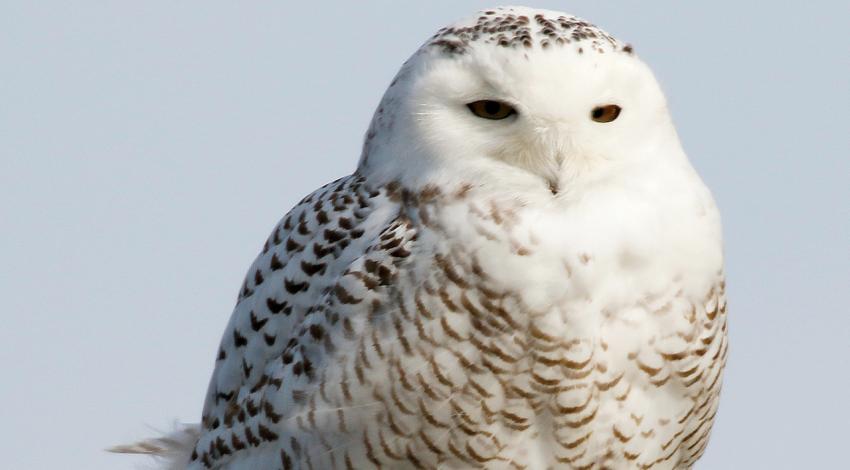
428, 7, 633, 56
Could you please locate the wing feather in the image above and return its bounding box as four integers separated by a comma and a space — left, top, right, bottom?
187, 174, 405, 468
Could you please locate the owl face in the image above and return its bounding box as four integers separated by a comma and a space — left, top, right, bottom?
361, 7, 684, 194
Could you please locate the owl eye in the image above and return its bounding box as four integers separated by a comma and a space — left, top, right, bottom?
467, 100, 517, 120
591, 104, 621, 123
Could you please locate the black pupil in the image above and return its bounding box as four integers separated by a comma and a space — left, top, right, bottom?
484, 101, 501, 115
592, 107, 605, 119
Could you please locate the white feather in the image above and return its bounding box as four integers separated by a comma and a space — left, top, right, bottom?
109, 423, 200, 470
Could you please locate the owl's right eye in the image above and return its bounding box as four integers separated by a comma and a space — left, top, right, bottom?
467, 100, 517, 120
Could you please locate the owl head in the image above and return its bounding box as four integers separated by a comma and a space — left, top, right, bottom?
359, 6, 687, 197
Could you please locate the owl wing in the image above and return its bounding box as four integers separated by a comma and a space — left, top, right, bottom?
187, 174, 411, 469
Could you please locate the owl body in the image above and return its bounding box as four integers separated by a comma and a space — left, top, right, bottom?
158, 6, 727, 470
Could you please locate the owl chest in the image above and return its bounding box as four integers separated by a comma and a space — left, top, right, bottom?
412, 205, 722, 460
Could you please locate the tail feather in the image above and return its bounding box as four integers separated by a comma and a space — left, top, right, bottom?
108, 423, 200, 470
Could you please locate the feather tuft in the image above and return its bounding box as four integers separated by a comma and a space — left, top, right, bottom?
108, 423, 200, 470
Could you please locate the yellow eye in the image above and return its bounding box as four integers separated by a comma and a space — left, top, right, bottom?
467, 100, 517, 120
591, 104, 622, 123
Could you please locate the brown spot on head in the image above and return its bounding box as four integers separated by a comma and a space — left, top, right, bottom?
431, 39, 465, 54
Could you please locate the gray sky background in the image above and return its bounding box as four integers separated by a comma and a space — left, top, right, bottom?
1, 1, 847, 468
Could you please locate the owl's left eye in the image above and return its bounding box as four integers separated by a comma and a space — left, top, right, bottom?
591, 104, 622, 123
467, 100, 517, 120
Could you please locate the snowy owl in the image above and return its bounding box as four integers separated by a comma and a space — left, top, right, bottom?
119, 6, 727, 469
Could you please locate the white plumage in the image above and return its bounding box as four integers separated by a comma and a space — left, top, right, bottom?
120, 6, 727, 469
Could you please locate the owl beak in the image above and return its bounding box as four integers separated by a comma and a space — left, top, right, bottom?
544, 155, 564, 195
548, 178, 560, 195
529, 121, 568, 195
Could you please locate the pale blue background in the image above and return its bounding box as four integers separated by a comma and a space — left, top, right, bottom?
1, 1, 847, 469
